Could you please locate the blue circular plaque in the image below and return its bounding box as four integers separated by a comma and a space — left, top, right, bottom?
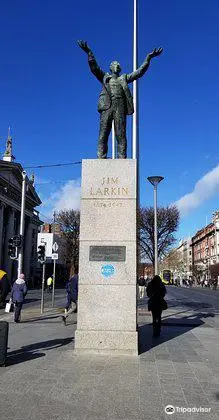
101, 264, 115, 278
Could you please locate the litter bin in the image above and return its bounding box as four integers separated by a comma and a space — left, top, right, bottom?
0, 321, 9, 366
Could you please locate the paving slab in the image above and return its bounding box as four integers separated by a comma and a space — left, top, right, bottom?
0, 287, 218, 420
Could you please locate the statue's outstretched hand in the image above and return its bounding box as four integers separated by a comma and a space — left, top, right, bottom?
148, 47, 163, 59
77, 40, 91, 54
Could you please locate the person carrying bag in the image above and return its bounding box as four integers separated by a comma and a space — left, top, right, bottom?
11, 274, 27, 323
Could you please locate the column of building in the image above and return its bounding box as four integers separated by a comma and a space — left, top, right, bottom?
23, 220, 38, 286
24, 220, 32, 282
0, 203, 5, 267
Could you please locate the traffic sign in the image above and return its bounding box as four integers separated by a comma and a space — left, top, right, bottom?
101, 264, 115, 278
51, 253, 58, 260
52, 242, 59, 252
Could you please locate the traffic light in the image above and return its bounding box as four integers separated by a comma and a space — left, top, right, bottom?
13, 234, 23, 248
8, 237, 16, 259
37, 245, 46, 263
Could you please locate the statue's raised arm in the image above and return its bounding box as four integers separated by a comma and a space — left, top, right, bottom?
126, 47, 163, 83
77, 40, 105, 83
77, 40, 91, 54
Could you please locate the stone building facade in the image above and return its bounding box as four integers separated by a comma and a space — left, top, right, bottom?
160, 237, 192, 281
191, 212, 219, 282
0, 149, 41, 283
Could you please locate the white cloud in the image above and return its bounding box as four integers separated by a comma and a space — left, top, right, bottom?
41, 179, 81, 214
175, 165, 219, 217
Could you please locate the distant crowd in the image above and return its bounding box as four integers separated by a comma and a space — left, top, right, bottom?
137, 274, 218, 291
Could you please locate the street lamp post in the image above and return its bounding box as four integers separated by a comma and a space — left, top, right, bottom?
147, 176, 164, 275
17, 171, 27, 278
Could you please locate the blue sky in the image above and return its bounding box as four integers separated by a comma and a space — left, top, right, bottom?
0, 0, 219, 241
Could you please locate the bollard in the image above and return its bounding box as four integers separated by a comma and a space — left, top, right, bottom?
0, 321, 9, 367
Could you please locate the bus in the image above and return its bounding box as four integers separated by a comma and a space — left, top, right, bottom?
161, 269, 173, 285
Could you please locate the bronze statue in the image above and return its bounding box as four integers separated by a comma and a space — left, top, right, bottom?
5, 134, 12, 156
78, 40, 163, 159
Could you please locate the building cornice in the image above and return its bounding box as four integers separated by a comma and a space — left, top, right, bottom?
0, 160, 41, 206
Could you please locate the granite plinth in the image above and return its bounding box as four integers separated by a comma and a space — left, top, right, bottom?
75, 330, 138, 355
75, 159, 138, 355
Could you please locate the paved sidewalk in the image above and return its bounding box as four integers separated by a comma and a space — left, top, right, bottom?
0, 292, 218, 420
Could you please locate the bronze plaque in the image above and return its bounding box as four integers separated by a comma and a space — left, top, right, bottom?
89, 246, 126, 262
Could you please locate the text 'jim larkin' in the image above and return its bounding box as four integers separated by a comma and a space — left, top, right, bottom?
90, 177, 129, 197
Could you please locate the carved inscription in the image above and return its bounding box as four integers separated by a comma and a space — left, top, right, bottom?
90, 177, 129, 197
94, 201, 124, 208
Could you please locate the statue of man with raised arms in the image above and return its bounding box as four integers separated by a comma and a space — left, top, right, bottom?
78, 40, 163, 159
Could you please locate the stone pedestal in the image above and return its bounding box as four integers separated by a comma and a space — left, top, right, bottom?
75, 159, 138, 355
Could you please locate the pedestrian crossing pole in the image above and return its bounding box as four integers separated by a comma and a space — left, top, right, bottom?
52, 258, 56, 307
41, 262, 46, 314
51, 241, 58, 307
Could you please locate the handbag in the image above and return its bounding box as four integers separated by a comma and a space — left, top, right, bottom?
161, 298, 168, 310
5, 298, 13, 313
147, 297, 153, 311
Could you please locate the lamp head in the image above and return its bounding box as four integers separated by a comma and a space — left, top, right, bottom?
147, 176, 164, 187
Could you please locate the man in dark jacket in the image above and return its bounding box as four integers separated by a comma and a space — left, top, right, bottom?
11, 273, 27, 323
62, 267, 78, 326
146, 275, 166, 337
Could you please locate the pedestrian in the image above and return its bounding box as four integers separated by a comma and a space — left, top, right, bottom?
62, 267, 78, 326
144, 277, 150, 287
46, 276, 53, 293
213, 278, 218, 291
64, 272, 73, 313
11, 273, 27, 323
204, 279, 208, 288
138, 276, 146, 299
146, 275, 167, 338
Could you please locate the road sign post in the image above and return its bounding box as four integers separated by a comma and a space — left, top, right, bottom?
41, 262, 46, 314
52, 243, 59, 307
52, 258, 56, 307
39, 242, 46, 314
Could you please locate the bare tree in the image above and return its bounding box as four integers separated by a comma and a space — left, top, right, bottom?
138, 205, 180, 264
159, 248, 182, 273
55, 210, 80, 273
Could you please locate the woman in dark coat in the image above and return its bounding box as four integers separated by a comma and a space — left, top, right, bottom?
146, 275, 167, 337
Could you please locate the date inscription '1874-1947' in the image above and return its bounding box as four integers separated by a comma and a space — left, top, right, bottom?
89, 246, 126, 262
